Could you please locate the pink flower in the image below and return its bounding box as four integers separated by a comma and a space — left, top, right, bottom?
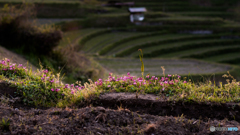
178, 75, 181, 78
109, 73, 112, 76
1, 60, 5, 65
164, 81, 168, 84
168, 74, 171, 77
70, 84, 74, 87
162, 87, 165, 91
160, 82, 163, 86
71, 91, 74, 94
43, 69, 48, 73
50, 79, 54, 83
18, 64, 22, 67
51, 88, 54, 92
108, 85, 111, 88
146, 75, 149, 78
64, 84, 69, 89
9, 68, 13, 70
133, 82, 137, 85
55, 88, 60, 92
127, 72, 130, 76
99, 79, 102, 81
183, 81, 187, 83
155, 77, 158, 80
7, 59, 10, 62
175, 80, 179, 83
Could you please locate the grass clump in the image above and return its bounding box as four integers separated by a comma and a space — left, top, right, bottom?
95, 71, 240, 103
0, 117, 10, 131
0, 58, 102, 107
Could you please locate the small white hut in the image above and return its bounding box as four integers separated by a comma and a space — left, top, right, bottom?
128, 7, 147, 23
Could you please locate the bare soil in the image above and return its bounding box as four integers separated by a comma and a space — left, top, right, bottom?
0, 81, 240, 135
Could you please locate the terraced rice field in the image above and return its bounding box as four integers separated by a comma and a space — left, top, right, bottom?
107, 34, 197, 55
205, 53, 240, 62
159, 45, 240, 58
130, 39, 240, 57
82, 31, 146, 53
95, 57, 232, 77
75, 31, 240, 80
58, 28, 103, 47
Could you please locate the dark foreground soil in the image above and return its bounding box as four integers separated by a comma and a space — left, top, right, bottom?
0, 82, 240, 135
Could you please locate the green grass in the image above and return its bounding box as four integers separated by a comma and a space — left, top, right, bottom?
146, 16, 224, 25
158, 45, 240, 58
83, 31, 145, 53
94, 57, 232, 77
58, 28, 101, 47
108, 34, 195, 55
204, 53, 240, 62
130, 39, 240, 57
173, 12, 233, 18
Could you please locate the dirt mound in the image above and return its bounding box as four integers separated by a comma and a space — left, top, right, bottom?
1, 104, 239, 135
0, 85, 239, 134
93, 93, 240, 122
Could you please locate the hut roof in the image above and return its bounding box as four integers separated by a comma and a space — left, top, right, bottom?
128, 7, 147, 13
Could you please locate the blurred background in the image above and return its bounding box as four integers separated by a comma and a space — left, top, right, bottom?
1, 0, 240, 84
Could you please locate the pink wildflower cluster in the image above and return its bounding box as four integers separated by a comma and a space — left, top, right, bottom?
62, 84, 84, 94
96, 72, 187, 92
0, 59, 26, 72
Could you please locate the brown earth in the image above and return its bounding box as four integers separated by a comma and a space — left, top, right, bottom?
0, 81, 240, 135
